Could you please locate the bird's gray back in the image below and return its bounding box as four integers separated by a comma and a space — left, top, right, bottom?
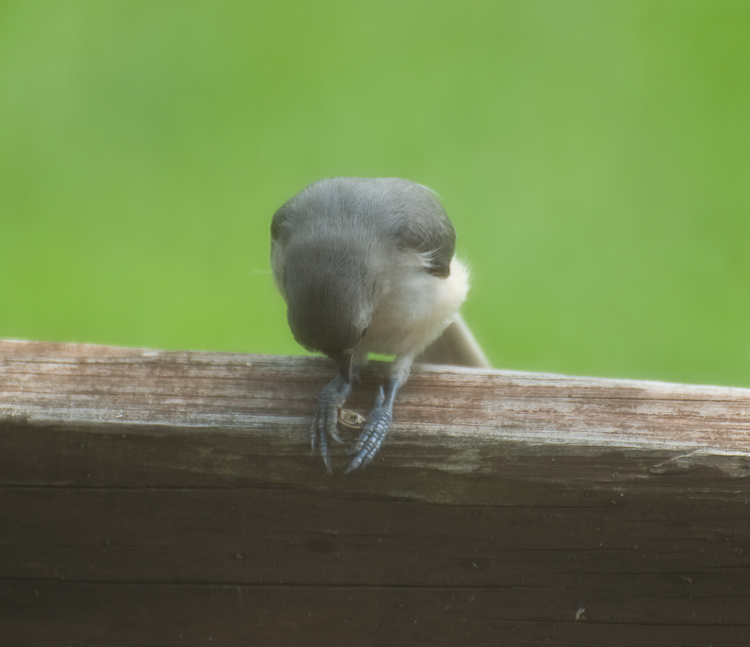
271, 177, 456, 278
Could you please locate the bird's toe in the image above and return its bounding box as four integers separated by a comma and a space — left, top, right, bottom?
345, 402, 392, 474
311, 376, 352, 473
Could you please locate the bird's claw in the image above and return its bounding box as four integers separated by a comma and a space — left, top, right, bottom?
311, 376, 351, 474
345, 386, 393, 474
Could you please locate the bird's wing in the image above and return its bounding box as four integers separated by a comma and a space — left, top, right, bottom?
386, 181, 457, 279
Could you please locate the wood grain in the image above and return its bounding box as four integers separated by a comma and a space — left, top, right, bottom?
1, 339, 749, 646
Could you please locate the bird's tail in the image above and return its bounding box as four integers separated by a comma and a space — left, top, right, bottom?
416, 314, 491, 368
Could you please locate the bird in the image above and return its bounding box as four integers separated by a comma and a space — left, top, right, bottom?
270, 177, 488, 474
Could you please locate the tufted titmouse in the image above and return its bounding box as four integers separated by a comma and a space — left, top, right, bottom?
271, 177, 488, 474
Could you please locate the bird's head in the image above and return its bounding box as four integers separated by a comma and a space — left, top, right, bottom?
282, 241, 376, 384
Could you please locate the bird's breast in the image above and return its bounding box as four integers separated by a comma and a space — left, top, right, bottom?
359, 257, 469, 358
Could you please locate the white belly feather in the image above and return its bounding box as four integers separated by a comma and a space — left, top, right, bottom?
360, 257, 469, 359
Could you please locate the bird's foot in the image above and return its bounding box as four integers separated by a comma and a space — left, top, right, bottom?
311, 376, 352, 474
345, 386, 393, 474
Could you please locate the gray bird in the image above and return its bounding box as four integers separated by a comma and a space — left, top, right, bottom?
271, 177, 488, 474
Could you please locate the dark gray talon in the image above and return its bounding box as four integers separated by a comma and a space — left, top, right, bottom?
345, 380, 399, 474
311, 376, 352, 474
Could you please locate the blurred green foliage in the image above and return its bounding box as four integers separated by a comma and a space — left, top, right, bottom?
1, 1, 748, 386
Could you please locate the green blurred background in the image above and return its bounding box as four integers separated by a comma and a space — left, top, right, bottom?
1, 1, 748, 386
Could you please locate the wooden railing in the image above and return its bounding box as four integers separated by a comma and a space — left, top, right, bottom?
2, 340, 749, 645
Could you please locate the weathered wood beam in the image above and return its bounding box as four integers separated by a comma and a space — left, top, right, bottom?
2, 339, 749, 497
1, 340, 749, 646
